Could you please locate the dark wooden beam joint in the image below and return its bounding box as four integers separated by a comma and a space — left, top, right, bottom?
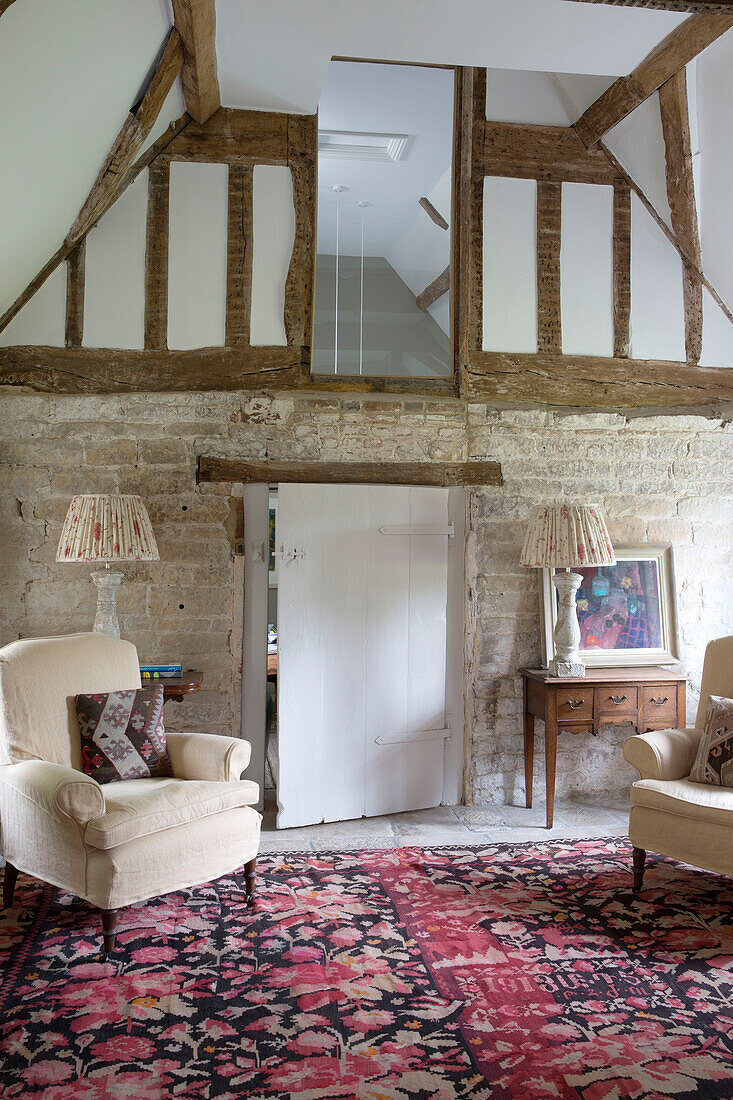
65, 240, 86, 348
198, 458, 503, 487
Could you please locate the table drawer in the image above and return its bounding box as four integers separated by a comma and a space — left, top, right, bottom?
596, 686, 638, 717
642, 686, 677, 722
557, 688, 594, 720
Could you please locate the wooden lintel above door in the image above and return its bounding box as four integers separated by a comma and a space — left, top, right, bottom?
198, 457, 502, 487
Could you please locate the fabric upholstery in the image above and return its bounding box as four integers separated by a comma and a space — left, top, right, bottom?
85, 776, 259, 849
695, 635, 733, 729
166, 731, 252, 782
76, 686, 171, 782
629, 805, 733, 879
624, 635, 733, 883
622, 727, 701, 782
0, 633, 260, 913
689, 695, 733, 786
84, 805, 261, 909
631, 777, 733, 827
0, 634, 141, 768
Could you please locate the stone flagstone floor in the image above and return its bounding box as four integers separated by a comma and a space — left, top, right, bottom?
259, 798, 631, 853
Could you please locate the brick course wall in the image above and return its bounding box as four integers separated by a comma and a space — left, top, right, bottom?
1, 390, 731, 805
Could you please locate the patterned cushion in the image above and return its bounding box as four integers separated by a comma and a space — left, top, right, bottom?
690, 695, 733, 787
75, 686, 172, 784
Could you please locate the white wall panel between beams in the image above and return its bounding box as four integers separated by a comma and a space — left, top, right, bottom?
250, 165, 294, 347
700, 288, 733, 370
630, 192, 685, 363
482, 176, 537, 354
168, 162, 228, 350
696, 32, 733, 329
561, 182, 613, 357
0, 264, 66, 347
605, 93, 671, 231
83, 170, 147, 350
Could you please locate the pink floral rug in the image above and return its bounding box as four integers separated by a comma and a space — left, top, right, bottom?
1, 838, 733, 1098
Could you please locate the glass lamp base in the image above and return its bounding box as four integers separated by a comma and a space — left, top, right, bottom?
91, 570, 123, 638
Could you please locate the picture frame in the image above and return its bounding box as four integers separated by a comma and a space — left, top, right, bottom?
268, 490, 278, 588
540, 544, 680, 668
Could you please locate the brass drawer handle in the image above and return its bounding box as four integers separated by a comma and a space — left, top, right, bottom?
566, 699, 585, 709
609, 694, 627, 705
650, 696, 669, 706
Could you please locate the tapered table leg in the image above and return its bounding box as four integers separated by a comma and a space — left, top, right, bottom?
545, 693, 558, 829
523, 711, 534, 809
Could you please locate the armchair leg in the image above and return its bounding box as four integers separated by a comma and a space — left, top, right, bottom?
244, 858, 257, 907
101, 909, 119, 953
632, 847, 646, 895
3, 862, 18, 909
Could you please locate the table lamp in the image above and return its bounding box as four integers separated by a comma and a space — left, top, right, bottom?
520, 503, 615, 677
56, 495, 159, 638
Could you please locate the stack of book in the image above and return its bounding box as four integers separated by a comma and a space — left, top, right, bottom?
140, 663, 182, 680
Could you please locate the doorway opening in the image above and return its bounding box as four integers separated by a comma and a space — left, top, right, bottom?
242, 483, 465, 828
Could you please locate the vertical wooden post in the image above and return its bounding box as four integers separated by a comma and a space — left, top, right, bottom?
144, 157, 171, 351
284, 113, 317, 367
659, 69, 703, 364
536, 181, 562, 353
65, 239, 86, 348
226, 164, 253, 347
613, 179, 631, 359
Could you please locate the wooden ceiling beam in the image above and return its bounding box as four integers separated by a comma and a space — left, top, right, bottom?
198, 458, 503, 488
659, 69, 703, 361
419, 197, 449, 230
565, 1, 733, 12
574, 12, 733, 146
0, 1, 18, 16
0, 31, 184, 336
171, 0, 220, 125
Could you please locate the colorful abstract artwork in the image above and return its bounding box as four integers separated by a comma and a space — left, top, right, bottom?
571, 558, 662, 651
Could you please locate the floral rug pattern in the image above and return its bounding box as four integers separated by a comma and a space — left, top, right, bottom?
1, 838, 733, 1098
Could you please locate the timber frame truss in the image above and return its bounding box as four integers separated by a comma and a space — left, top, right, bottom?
1, 9, 732, 408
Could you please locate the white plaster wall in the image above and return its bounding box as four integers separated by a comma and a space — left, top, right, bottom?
83, 171, 147, 350
250, 165, 295, 347
561, 183, 614, 357
700, 289, 733, 370
168, 162, 228, 350
696, 32, 733, 322
0, 264, 65, 347
482, 176, 537, 354
0, 0, 171, 314
605, 93, 671, 231
630, 193, 685, 362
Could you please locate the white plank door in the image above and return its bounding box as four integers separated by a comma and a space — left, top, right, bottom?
276, 483, 450, 828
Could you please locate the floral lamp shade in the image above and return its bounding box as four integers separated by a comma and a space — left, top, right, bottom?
520, 504, 615, 569
56, 495, 159, 563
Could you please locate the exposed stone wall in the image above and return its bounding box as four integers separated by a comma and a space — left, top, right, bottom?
1, 389, 731, 805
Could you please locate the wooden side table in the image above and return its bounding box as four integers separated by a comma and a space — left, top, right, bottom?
521, 666, 686, 828
147, 671, 203, 704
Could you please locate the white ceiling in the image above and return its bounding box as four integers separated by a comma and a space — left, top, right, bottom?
0, 0, 689, 316
216, 0, 685, 114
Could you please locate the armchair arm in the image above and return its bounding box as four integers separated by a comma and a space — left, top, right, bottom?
623, 727, 702, 781
0, 760, 105, 824
165, 732, 252, 782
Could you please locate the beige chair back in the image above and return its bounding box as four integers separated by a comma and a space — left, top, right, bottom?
695, 635, 733, 729
0, 633, 141, 769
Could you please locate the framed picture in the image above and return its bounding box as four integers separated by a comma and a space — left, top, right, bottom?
540, 544, 679, 667
268, 490, 278, 588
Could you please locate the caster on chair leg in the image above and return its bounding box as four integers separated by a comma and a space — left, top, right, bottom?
244, 858, 257, 907
632, 847, 646, 895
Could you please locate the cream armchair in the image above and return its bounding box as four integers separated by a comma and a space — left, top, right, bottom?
623, 635, 733, 891
0, 633, 261, 952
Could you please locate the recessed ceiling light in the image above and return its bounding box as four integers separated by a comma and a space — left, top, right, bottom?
318, 130, 410, 162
